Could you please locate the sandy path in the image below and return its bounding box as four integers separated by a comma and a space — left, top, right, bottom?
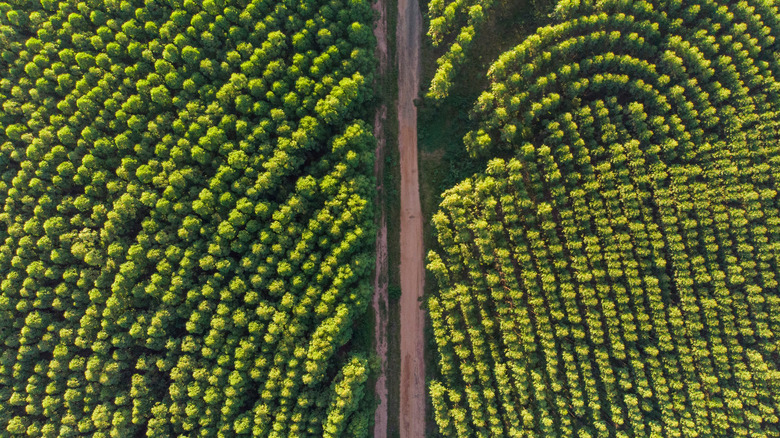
372, 106, 389, 438
372, 0, 390, 436
396, 0, 425, 436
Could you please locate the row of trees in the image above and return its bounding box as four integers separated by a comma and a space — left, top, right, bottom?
424, 0, 555, 101
427, 0, 780, 436
426, 0, 488, 100
0, 0, 376, 436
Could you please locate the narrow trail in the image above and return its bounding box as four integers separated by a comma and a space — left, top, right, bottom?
396, 0, 426, 436
371, 0, 390, 436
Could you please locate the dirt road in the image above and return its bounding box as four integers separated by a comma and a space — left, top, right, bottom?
396, 0, 426, 436
371, 0, 389, 436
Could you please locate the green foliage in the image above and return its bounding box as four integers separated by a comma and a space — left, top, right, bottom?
323, 355, 370, 438
426, 0, 495, 100
0, 0, 377, 435
425, 0, 556, 101
429, 0, 780, 436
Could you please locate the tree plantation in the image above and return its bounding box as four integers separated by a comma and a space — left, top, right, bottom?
426, 0, 494, 100
427, 0, 780, 436
0, 0, 376, 436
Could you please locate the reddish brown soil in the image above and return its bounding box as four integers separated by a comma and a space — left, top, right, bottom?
396, 0, 425, 436
372, 0, 390, 435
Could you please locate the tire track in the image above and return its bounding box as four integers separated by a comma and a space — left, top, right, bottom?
396, 0, 425, 435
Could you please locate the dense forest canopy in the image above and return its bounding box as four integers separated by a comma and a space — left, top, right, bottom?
427, 0, 780, 436
0, 0, 376, 436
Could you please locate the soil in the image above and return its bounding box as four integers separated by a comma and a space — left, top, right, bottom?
396, 0, 426, 436
373, 0, 389, 74
372, 106, 390, 438
371, 0, 390, 436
